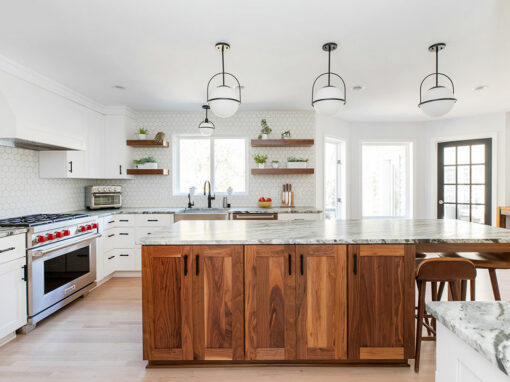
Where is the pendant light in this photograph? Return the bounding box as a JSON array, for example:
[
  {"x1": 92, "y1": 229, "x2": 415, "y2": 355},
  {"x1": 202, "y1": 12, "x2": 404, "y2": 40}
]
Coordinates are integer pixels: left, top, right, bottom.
[
  {"x1": 418, "y1": 43, "x2": 457, "y2": 117},
  {"x1": 207, "y1": 42, "x2": 241, "y2": 118},
  {"x1": 311, "y1": 42, "x2": 346, "y2": 115},
  {"x1": 198, "y1": 105, "x2": 215, "y2": 136}
]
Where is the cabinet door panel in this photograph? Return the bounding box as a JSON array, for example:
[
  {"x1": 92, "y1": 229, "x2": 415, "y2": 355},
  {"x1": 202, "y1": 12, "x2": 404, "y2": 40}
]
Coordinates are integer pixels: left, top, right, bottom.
[
  {"x1": 142, "y1": 246, "x2": 192, "y2": 360},
  {"x1": 193, "y1": 246, "x2": 244, "y2": 360},
  {"x1": 245, "y1": 245, "x2": 296, "y2": 360},
  {"x1": 348, "y1": 245, "x2": 414, "y2": 360},
  {"x1": 296, "y1": 245, "x2": 347, "y2": 360}
]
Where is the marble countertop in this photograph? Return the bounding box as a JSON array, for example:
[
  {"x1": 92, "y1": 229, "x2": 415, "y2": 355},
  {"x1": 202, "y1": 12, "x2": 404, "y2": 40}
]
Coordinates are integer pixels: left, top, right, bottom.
[
  {"x1": 0, "y1": 227, "x2": 27, "y2": 239},
  {"x1": 427, "y1": 301, "x2": 510, "y2": 375},
  {"x1": 137, "y1": 218, "x2": 510, "y2": 245}
]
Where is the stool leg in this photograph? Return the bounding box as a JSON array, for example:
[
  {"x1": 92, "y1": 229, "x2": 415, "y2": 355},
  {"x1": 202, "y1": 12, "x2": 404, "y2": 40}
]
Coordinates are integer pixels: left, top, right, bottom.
[
  {"x1": 415, "y1": 280, "x2": 426, "y2": 372},
  {"x1": 470, "y1": 279, "x2": 476, "y2": 301},
  {"x1": 488, "y1": 269, "x2": 502, "y2": 301}
]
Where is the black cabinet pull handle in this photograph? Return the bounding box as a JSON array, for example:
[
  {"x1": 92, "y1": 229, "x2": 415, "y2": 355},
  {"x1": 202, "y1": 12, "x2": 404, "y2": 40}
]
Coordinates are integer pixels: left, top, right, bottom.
[
  {"x1": 120, "y1": 254, "x2": 129, "y2": 257},
  {"x1": 119, "y1": 219, "x2": 129, "y2": 222},
  {"x1": 22, "y1": 265, "x2": 27, "y2": 281},
  {"x1": 288, "y1": 254, "x2": 292, "y2": 275},
  {"x1": 107, "y1": 220, "x2": 114, "y2": 224},
  {"x1": 108, "y1": 255, "x2": 115, "y2": 260},
  {"x1": 0, "y1": 247, "x2": 15, "y2": 254},
  {"x1": 108, "y1": 234, "x2": 115, "y2": 238},
  {"x1": 195, "y1": 254, "x2": 199, "y2": 275},
  {"x1": 184, "y1": 255, "x2": 188, "y2": 276},
  {"x1": 119, "y1": 165, "x2": 122, "y2": 175},
  {"x1": 68, "y1": 161, "x2": 73, "y2": 173},
  {"x1": 353, "y1": 253, "x2": 357, "y2": 275},
  {"x1": 147, "y1": 219, "x2": 158, "y2": 222},
  {"x1": 119, "y1": 232, "x2": 129, "y2": 236},
  {"x1": 300, "y1": 254, "x2": 304, "y2": 275}
]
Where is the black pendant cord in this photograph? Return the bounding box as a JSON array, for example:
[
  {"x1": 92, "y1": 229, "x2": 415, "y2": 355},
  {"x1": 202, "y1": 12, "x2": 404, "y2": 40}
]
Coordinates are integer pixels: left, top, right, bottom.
[
  {"x1": 205, "y1": 107, "x2": 209, "y2": 122},
  {"x1": 221, "y1": 46, "x2": 225, "y2": 86},
  {"x1": 435, "y1": 46, "x2": 439, "y2": 87},
  {"x1": 327, "y1": 45, "x2": 331, "y2": 86}
]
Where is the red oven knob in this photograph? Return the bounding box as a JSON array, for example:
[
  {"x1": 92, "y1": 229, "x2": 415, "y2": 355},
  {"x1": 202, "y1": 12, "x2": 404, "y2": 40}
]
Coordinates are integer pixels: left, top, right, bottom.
[
  {"x1": 56, "y1": 231, "x2": 63, "y2": 238},
  {"x1": 37, "y1": 235, "x2": 46, "y2": 243},
  {"x1": 92, "y1": 223, "x2": 98, "y2": 229},
  {"x1": 86, "y1": 225, "x2": 92, "y2": 231},
  {"x1": 63, "y1": 230, "x2": 71, "y2": 236},
  {"x1": 80, "y1": 226, "x2": 87, "y2": 232},
  {"x1": 47, "y1": 233, "x2": 55, "y2": 240}
]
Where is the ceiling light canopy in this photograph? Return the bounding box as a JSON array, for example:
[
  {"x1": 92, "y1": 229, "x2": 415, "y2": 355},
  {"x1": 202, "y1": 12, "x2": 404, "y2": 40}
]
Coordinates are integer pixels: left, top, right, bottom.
[
  {"x1": 207, "y1": 42, "x2": 241, "y2": 118},
  {"x1": 311, "y1": 42, "x2": 347, "y2": 116},
  {"x1": 198, "y1": 104, "x2": 215, "y2": 136},
  {"x1": 418, "y1": 43, "x2": 457, "y2": 117}
]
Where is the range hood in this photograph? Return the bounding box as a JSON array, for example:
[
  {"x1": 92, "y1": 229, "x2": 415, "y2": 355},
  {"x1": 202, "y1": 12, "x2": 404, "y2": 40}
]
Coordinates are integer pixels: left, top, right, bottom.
[{"x1": 0, "y1": 71, "x2": 85, "y2": 151}]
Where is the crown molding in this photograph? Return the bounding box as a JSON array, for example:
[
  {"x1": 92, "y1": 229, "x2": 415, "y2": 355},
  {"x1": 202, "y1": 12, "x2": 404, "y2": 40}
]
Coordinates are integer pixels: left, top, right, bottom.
[{"x1": 103, "y1": 105, "x2": 137, "y2": 119}]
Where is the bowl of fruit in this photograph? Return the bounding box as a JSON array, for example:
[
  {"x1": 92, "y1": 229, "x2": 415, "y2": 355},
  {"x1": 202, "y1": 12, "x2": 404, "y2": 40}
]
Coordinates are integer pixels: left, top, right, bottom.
[{"x1": 258, "y1": 197, "x2": 272, "y2": 208}]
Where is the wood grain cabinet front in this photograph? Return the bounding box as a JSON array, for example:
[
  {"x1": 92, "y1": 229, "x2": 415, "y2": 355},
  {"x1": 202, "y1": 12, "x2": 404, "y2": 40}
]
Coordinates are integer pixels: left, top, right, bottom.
[{"x1": 347, "y1": 245, "x2": 415, "y2": 361}]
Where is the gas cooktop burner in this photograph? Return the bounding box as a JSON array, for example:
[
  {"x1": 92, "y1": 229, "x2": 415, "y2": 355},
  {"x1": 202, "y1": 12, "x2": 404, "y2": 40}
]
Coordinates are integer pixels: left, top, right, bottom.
[{"x1": 0, "y1": 213, "x2": 91, "y2": 227}]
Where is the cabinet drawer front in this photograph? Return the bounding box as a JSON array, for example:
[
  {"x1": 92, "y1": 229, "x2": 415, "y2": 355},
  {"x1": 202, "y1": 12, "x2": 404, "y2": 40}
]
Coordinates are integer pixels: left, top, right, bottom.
[
  {"x1": 278, "y1": 213, "x2": 322, "y2": 221},
  {"x1": 0, "y1": 234, "x2": 26, "y2": 265},
  {"x1": 135, "y1": 214, "x2": 173, "y2": 227},
  {"x1": 115, "y1": 215, "x2": 135, "y2": 227},
  {"x1": 104, "y1": 216, "x2": 117, "y2": 228},
  {"x1": 116, "y1": 249, "x2": 137, "y2": 271},
  {"x1": 116, "y1": 228, "x2": 135, "y2": 248},
  {"x1": 103, "y1": 229, "x2": 117, "y2": 252},
  {"x1": 359, "y1": 245, "x2": 405, "y2": 257},
  {"x1": 135, "y1": 228, "x2": 165, "y2": 241},
  {"x1": 103, "y1": 249, "x2": 117, "y2": 276}
]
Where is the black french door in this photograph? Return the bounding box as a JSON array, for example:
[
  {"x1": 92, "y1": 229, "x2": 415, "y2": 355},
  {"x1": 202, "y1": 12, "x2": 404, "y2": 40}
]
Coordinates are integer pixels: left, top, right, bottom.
[{"x1": 437, "y1": 138, "x2": 492, "y2": 225}]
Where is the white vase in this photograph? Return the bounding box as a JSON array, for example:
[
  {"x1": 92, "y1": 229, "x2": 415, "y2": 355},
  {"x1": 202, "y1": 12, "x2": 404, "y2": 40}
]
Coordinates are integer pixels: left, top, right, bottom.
[
  {"x1": 271, "y1": 162, "x2": 279, "y2": 168},
  {"x1": 287, "y1": 161, "x2": 307, "y2": 169},
  {"x1": 138, "y1": 134, "x2": 147, "y2": 140},
  {"x1": 258, "y1": 163, "x2": 265, "y2": 169},
  {"x1": 138, "y1": 162, "x2": 158, "y2": 169},
  {"x1": 261, "y1": 134, "x2": 268, "y2": 140}
]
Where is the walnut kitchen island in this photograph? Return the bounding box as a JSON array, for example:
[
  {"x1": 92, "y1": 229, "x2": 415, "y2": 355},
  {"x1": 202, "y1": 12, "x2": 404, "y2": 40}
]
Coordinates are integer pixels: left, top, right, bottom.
[{"x1": 138, "y1": 219, "x2": 510, "y2": 367}]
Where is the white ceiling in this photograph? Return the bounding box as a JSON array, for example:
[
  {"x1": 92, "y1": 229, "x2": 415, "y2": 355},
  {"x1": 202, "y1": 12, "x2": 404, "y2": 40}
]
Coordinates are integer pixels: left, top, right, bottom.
[{"x1": 0, "y1": 0, "x2": 509, "y2": 121}]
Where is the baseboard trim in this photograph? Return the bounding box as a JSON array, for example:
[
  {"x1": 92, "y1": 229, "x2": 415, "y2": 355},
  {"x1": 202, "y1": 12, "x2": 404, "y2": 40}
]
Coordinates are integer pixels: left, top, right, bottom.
[
  {"x1": 113, "y1": 271, "x2": 141, "y2": 278},
  {"x1": 0, "y1": 331, "x2": 16, "y2": 347}
]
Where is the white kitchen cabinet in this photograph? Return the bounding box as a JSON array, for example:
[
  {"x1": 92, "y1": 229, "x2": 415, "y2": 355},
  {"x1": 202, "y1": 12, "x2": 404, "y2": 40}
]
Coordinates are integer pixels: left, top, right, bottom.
[
  {"x1": 277, "y1": 213, "x2": 323, "y2": 221},
  {"x1": 103, "y1": 114, "x2": 133, "y2": 179},
  {"x1": 0, "y1": 234, "x2": 27, "y2": 344},
  {"x1": 103, "y1": 250, "x2": 117, "y2": 277},
  {"x1": 116, "y1": 228, "x2": 135, "y2": 249},
  {"x1": 116, "y1": 248, "x2": 137, "y2": 271}
]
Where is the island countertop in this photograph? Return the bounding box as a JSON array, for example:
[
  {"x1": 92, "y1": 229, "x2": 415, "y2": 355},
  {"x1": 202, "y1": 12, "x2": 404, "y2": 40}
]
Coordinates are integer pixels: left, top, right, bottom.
[{"x1": 137, "y1": 218, "x2": 510, "y2": 245}]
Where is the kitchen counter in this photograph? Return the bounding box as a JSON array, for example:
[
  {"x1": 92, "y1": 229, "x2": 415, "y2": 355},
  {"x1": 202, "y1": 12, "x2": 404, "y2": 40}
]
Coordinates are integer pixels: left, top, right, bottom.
[
  {"x1": 427, "y1": 301, "x2": 510, "y2": 377},
  {"x1": 0, "y1": 227, "x2": 27, "y2": 238},
  {"x1": 138, "y1": 218, "x2": 510, "y2": 245}
]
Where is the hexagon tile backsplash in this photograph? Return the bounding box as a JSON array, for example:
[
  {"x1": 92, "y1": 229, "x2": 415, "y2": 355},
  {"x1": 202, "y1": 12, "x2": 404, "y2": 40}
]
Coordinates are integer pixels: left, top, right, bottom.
[{"x1": 0, "y1": 110, "x2": 317, "y2": 218}]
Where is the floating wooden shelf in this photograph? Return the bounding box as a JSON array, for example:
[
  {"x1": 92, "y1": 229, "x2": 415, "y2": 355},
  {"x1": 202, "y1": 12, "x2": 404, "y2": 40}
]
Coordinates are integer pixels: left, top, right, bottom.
[
  {"x1": 251, "y1": 139, "x2": 314, "y2": 147},
  {"x1": 251, "y1": 168, "x2": 314, "y2": 175},
  {"x1": 126, "y1": 169, "x2": 169, "y2": 175},
  {"x1": 126, "y1": 140, "x2": 169, "y2": 147}
]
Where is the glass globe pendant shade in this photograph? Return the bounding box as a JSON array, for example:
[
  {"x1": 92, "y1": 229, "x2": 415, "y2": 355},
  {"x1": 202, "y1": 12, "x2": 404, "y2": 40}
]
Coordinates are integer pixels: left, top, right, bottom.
[
  {"x1": 313, "y1": 86, "x2": 345, "y2": 116},
  {"x1": 419, "y1": 86, "x2": 457, "y2": 117},
  {"x1": 199, "y1": 120, "x2": 214, "y2": 136},
  {"x1": 208, "y1": 85, "x2": 240, "y2": 118}
]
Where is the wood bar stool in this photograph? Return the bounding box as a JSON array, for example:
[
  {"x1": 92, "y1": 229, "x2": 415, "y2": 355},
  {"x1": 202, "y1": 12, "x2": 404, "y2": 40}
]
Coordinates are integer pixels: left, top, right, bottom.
[
  {"x1": 434, "y1": 252, "x2": 510, "y2": 300},
  {"x1": 414, "y1": 258, "x2": 476, "y2": 372}
]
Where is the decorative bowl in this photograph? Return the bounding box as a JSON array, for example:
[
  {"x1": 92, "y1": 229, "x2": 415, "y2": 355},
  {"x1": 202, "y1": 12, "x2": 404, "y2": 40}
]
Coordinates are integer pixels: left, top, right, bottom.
[{"x1": 258, "y1": 201, "x2": 272, "y2": 208}]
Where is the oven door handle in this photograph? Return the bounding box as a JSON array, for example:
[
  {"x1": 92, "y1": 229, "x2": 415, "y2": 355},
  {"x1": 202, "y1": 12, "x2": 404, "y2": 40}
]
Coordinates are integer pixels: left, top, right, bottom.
[{"x1": 31, "y1": 233, "x2": 101, "y2": 259}]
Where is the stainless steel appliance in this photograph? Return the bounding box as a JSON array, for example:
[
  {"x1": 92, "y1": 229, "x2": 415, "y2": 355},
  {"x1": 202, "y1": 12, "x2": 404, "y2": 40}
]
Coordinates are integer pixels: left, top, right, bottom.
[
  {"x1": 86, "y1": 185, "x2": 122, "y2": 209},
  {"x1": 0, "y1": 213, "x2": 100, "y2": 331}
]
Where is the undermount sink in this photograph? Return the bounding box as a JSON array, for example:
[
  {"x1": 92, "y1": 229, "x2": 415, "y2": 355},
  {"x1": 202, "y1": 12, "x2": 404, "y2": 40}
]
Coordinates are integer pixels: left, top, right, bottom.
[{"x1": 175, "y1": 208, "x2": 229, "y2": 222}]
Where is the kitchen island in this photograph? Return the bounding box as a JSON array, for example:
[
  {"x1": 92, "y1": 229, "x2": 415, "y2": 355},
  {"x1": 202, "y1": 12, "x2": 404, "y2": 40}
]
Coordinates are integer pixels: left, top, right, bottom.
[{"x1": 138, "y1": 219, "x2": 510, "y2": 367}]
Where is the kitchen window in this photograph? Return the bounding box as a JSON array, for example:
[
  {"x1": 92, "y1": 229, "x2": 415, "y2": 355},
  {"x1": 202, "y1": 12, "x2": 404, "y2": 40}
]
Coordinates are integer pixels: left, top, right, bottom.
[
  {"x1": 362, "y1": 142, "x2": 413, "y2": 218},
  {"x1": 174, "y1": 136, "x2": 247, "y2": 194}
]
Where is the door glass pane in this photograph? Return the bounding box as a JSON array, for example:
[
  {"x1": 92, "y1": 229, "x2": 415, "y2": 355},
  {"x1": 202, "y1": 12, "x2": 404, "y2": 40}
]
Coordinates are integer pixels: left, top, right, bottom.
[
  {"x1": 443, "y1": 147, "x2": 456, "y2": 165},
  {"x1": 471, "y1": 185, "x2": 485, "y2": 204},
  {"x1": 457, "y1": 166, "x2": 470, "y2": 184},
  {"x1": 444, "y1": 185, "x2": 456, "y2": 203},
  {"x1": 444, "y1": 166, "x2": 456, "y2": 184},
  {"x1": 444, "y1": 204, "x2": 456, "y2": 219},
  {"x1": 471, "y1": 145, "x2": 485, "y2": 164},
  {"x1": 457, "y1": 185, "x2": 470, "y2": 203},
  {"x1": 471, "y1": 205, "x2": 485, "y2": 224},
  {"x1": 457, "y1": 205, "x2": 470, "y2": 221},
  {"x1": 457, "y1": 146, "x2": 470, "y2": 164},
  {"x1": 472, "y1": 165, "x2": 485, "y2": 184}
]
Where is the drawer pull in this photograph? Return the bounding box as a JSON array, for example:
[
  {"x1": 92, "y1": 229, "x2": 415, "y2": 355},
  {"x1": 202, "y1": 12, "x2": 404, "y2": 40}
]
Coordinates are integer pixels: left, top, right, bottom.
[
  {"x1": 107, "y1": 220, "x2": 115, "y2": 224},
  {"x1": 147, "y1": 219, "x2": 159, "y2": 222},
  {"x1": 120, "y1": 254, "x2": 129, "y2": 257},
  {"x1": 184, "y1": 254, "x2": 188, "y2": 276},
  {"x1": 108, "y1": 234, "x2": 115, "y2": 238},
  {"x1": 288, "y1": 254, "x2": 292, "y2": 275},
  {"x1": 300, "y1": 254, "x2": 304, "y2": 275},
  {"x1": 119, "y1": 233, "x2": 129, "y2": 236},
  {"x1": 0, "y1": 246, "x2": 15, "y2": 254},
  {"x1": 195, "y1": 254, "x2": 199, "y2": 275},
  {"x1": 108, "y1": 255, "x2": 115, "y2": 260},
  {"x1": 119, "y1": 219, "x2": 129, "y2": 222}
]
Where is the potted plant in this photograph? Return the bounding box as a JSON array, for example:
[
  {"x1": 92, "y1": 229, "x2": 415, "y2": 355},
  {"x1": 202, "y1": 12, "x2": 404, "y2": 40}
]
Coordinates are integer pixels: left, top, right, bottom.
[
  {"x1": 271, "y1": 160, "x2": 279, "y2": 169},
  {"x1": 258, "y1": 119, "x2": 272, "y2": 139},
  {"x1": 281, "y1": 130, "x2": 291, "y2": 139},
  {"x1": 254, "y1": 154, "x2": 268, "y2": 169},
  {"x1": 287, "y1": 157, "x2": 309, "y2": 169},
  {"x1": 134, "y1": 156, "x2": 158, "y2": 169},
  {"x1": 137, "y1": 128, "x2": 149, "y2": 140}
]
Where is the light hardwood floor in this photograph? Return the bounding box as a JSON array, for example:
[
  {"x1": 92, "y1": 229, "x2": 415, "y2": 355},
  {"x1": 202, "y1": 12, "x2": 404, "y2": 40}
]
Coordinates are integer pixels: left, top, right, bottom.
[{"x1": 0, "y1": 269, "x2": 508, "y2": 382}]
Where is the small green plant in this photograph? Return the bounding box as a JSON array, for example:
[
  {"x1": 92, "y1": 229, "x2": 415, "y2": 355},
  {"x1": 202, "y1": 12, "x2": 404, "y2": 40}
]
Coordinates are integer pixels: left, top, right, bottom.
[
  {"x1": 281, "y1": 130, "x2": 291, "y2": 139},
  {"x1": 271, "y1": 160, "x2": 279, "y2": 163},
  {"x1": 260, "y1": 119, "x2": 272, "y2": 135},
  {"x1": 133, "y1": 156, "x2": 157, "y2": 165},
  {"x1": 253, "y1": 154, "x2": 268, "y2": 164},
  {"x1": 137, "y1": 128, "x2": 149, "y2": 135},
  {"x1": 287, "y1": 157, "x2": 309, "y2": 162}
]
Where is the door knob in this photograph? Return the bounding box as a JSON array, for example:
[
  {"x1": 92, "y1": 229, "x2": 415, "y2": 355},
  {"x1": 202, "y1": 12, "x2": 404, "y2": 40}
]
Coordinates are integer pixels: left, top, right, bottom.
[{"x1": 438, "y1": 200, "x2": 444, "y2": 205}]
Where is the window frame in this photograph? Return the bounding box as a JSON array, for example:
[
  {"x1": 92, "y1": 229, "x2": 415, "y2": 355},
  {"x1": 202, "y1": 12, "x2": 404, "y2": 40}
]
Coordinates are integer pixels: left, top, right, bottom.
[
  {"x1": 361, "y1": 140, "x2": 414, "y2": 219},
  {"x1": 172, "y1": 134, "x2": 249, "y2": 196}
]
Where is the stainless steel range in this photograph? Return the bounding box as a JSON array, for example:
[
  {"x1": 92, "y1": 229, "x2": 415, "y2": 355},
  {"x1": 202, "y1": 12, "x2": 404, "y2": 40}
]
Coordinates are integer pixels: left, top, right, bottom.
[{"x1": 0, "y1": 213, "x2": 100, "y2": 332}]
